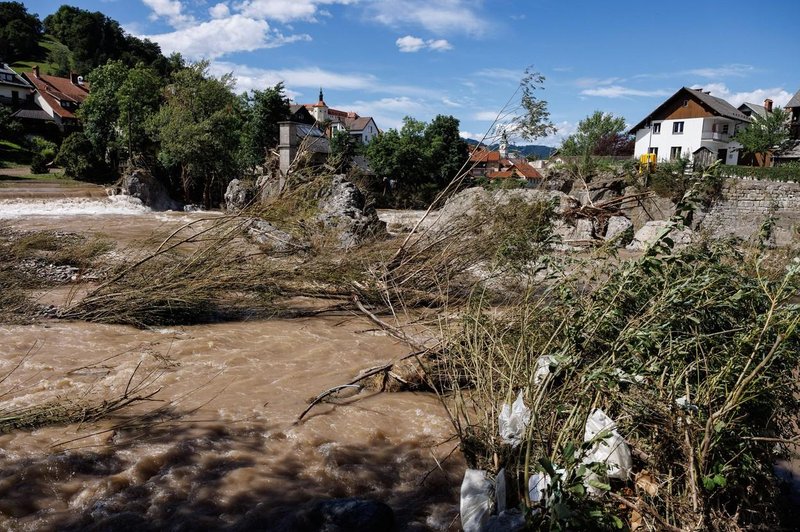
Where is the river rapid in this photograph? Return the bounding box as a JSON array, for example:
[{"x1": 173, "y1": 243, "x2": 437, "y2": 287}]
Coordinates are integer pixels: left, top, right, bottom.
[{"x1": 0, "y1": 180, "x2": 461, "y2": 531}]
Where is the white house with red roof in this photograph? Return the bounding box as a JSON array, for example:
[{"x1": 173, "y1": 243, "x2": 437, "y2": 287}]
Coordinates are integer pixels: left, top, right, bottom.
[
  {"x1": 21, "y1": 66, "x2": 89, "y2": 131},
  {"x1": 303, "y1": 89, "x2": 379, "y2": 144},
  {"x1": 0, "y1": 63, "x2": 33, "y2": 109}
]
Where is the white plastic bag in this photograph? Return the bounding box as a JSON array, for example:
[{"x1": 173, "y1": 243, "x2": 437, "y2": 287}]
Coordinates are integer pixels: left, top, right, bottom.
[
  {"x1": 528, "y1": 472, "x2": 551, "y2": 503},
  {"x1": 498, "y1": 391, "x2": 531, "y2": 447},
  {"x1": 460, "y1": 469, "x2": 492, "y2": 532},
  {"x1": 533, "y1": 356, "x2": 555, "y2": 385},
  {"x1": 583, "y1": 408, "x2": 632, "y2": 481}
]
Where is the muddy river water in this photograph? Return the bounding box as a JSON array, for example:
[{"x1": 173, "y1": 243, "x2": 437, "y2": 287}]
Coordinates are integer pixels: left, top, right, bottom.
[{"x1": 0, "y1": 180, "x2": 461, "y2": 531}]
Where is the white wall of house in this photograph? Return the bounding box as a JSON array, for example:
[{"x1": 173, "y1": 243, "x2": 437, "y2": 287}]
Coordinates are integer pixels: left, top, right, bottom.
[
  {"x1": 33, "y1": 93, "x2": 62, "y2": 126},
  {"x1": 634, "y1": 117, "x2": 741, "y2": 165},
  {"x1": 0, "y1": 84, "x2": 29, "y2": 100},
  {"x1": 359, "y1": 120, "x2": 378, "y2": 144}
]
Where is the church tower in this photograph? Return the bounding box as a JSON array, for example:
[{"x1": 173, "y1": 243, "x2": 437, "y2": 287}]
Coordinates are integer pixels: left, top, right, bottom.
[{"x1": 311, "y1": 87, "x2": 328, "y2": 122}]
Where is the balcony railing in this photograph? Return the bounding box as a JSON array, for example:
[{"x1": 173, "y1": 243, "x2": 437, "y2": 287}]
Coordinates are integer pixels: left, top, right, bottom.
[{"x1": 701, "y1": 131, "x2": 729, "y2": 141}]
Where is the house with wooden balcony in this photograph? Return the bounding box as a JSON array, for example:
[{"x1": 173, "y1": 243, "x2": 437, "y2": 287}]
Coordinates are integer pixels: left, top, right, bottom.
[{"x1": 629, "y1": 87, "x2": 751, "y2": 166}]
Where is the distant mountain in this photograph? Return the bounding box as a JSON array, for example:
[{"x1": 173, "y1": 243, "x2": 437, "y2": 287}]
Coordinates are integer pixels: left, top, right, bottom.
[{"x1": 464, "y1": 138, "x2": 556, "y2": 160}]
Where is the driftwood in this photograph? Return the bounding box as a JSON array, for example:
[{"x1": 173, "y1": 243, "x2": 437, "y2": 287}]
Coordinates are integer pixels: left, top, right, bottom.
[{"x1": 295, "y1": 349, "x2": 428, "y2": 423}]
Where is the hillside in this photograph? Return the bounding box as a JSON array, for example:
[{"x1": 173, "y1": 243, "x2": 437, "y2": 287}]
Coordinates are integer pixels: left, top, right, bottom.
[
  {"x1": 9, "y1": 34, "x2": 73, "y2": 77},
  {"x1": 465, "y1": 137, "x2": 555, "y2": 160}
]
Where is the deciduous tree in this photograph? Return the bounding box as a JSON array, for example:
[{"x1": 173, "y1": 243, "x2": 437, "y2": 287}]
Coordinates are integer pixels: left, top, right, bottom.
[
  {"x1": 732, "y1": 107, "x2": 790, "y2": 166},
  {"x1": 559, "y1": 111, "x2": 632, "y2": 156}
]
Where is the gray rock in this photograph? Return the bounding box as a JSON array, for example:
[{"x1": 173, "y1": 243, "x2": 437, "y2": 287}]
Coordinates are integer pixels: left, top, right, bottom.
[
  {"x1": 224, "y1": 179, "x2": 255, "y2": 213},
  {"x1": 604, "y1": 216, "x2": 634, "y2": 245},
  {"x1": 246, "y1": 219, "x2": 301, "y2": 254},
  {"x1": 115, "y1": 168, "x2": 180, "y2": 211},
  {"x1": 627, "y1": 220, "x2": 694, "y2": 251},
  {"x1": 316, "y1": 175, "x2": 386, "y2": 248}
]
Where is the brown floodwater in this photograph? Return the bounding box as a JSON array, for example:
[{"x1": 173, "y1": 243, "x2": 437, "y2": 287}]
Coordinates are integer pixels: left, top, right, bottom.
[{"x1": 0, "y1": 181, "x2": 462, "y2": 531}]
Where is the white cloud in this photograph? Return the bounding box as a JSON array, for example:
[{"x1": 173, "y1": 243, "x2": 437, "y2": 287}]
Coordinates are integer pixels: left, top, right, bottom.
[
  {"x1": 441, "y1": 97, "x2": 462, "y2": 107},
  {"x1": 685, "y1": 64, "x2": 755, "y2": 78},
  {"x1": 581, "y1": 85, "x2": 670, "y2": 98},
  {"x1": 210, "y1": 61, "x2": 377, "y2": 93},
  {"x1": 368, "y1": 0, "x2": 483, "y2": 35},
  {"x1": 473, "y1": 110, "x2": 502, "y2": 121},
  {"x1": 691, "y1": 83, "x2": 793, "y2": 108},
  {"x1": 537, "y1": 120, "x2": 576, "y2": 148},
  {"x1": 396, "y1": 35, "x2": 452, "y2": 52},
  {"x1": 142, "y1": 0, "x2": 195, "y2": 28},
  {"x1": 236, "y1": 0, "x2": 358, "y2": 23},
  {"x1": 574, "y1": 77, "x2": 621, "y2": 88},
  {"x1": 350, "y1": 96, "x2": 427, "y2": 114},
  {"x1": 144, "y1": 15, "x2": 310, "y2": 59},
  {"x1": 209, "y1": 2, "x2": 231, "y2": 18}
]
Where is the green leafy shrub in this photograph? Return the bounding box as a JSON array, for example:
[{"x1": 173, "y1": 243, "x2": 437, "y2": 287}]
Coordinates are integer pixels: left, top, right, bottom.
[
  {"x1": 55, "y1": 132, "x2": 109, "y2": 181},
  {"x1": 719, "y1": 163, "x2": 800, "y2": 182}
]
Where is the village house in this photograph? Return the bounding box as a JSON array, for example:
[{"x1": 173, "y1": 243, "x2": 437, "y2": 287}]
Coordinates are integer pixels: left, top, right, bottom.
[
  {"x1": 468, "y1": 135, "x2": 543, "y2": 185},
  {"x1": 0, "y1": 63, "x2": 33, "y2": 109},
  {"x1": 773, "y1": 87, "x2": 800, "y2": 165},
  {"x1": 17, "y1": 66, "x2": 89, "y2": 132},
  {"x1": 302, "y1": 89, "x2": 379, "y2": 144},
  {"x1": 629, "y1": 87, "x2": 754, "y2": 166}
]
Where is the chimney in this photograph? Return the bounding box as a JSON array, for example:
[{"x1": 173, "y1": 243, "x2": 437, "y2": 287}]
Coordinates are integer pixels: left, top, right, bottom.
[
  {"x1": 33, "y1": 65, "x2": 39, "y2": 78},
  {"x1": 70, "y1": 71, "x2": 79, "y2": 85},
  {"x1": 764, "y1": 99, "x2": 773, "y2": 113}
]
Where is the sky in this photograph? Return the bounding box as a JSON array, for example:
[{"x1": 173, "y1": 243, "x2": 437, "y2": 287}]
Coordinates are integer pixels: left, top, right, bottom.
[{"x1": 25, "y1": 0, "x2": 800, "y2": 146}]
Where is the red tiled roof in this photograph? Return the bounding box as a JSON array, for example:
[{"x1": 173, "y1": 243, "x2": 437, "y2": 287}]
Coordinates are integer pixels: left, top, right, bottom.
[
  {"x1": 486, "y1": 170, "x2": 514, "y2": 178},
  {"x1": 24, "y1": 71, "x2": 89, "y2": 119},
  {"x1": 470, "y1": 149, "x2": 500, "y2": 163},
  {"x1": 510, "y1": 159, "x2": 542, "y2": 179}
]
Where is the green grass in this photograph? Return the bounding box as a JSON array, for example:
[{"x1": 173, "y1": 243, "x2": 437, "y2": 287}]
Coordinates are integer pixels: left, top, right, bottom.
[
  {"x1": 0, "y1": 139, "x2": 33, "y2": 166},
  {"x1": 9, "y1": 35, "x2": 72, "y2": 76}
]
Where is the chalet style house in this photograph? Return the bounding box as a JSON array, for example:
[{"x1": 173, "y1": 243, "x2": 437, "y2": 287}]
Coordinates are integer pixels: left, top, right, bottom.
[
  {"x1": 630, "y1": 87, "x2": 755, "y2": 166},
  {"x1": 2, "y1": 65, "x2": 90, "y2": 133}
]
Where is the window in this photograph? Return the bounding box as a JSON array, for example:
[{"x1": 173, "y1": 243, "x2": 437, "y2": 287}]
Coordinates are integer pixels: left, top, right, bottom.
[
  {"x1": 673, "y1": 121, "x2": 684, "y2": 134},
  {"x1": 721, "y1": 124, "x2": 729, "y2": 134},
  {"x1": 652, "y1": 123, "x2": 661, "y2": 134},
  {"x1": 670, "y1": 146, "x2": 682, "y2": 160},
  {"x1": 648, "y1": 147, "x2": 658, "y2": 156},
  {"x1": 682, "y1": 99, "x2": 689, "y2": 107}
]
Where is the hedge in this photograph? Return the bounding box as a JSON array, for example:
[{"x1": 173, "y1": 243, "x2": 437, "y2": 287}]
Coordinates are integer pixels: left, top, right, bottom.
[{"x1": 719, "y1": 163, "x2": 800, "y2": 183}]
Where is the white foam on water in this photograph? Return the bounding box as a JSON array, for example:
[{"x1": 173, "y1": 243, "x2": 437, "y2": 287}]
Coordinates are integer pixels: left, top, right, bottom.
[{"x1": 0, "y1": 195, "x2": 152, "y2": 218}]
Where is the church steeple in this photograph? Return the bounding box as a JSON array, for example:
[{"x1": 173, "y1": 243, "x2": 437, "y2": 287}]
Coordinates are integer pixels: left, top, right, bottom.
[{"x1": 318, "y1": 87, "x2": 324, "y2": 103}]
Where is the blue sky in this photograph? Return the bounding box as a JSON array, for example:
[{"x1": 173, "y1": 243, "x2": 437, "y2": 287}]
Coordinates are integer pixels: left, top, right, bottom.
[{"x1": 26, "y1": 0, "x2": 800, "y2": 146}]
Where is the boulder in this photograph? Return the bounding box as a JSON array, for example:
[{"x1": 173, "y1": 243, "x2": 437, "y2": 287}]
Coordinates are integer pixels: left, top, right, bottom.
[
  {"x1": 604, "y1": 215, "x2": 634, "y2": 245},
  {"x1": 627, "y1": 221, "x2": 694, "y2": 251},
  {"x1": 246, "y1": 219, "x2": 302, "y2": 254},
  {"x1": 224, "y1": 179, "x2": 255, "y2": 213},
  {"x1": 115, "y1": 168, "x2": 180, "y2": 211},
  {"x1": 316, "y1": 175, "x2": 386, "y2": 248}
]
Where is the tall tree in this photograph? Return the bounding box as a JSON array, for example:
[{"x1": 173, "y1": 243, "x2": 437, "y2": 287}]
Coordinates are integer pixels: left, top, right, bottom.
[
  {"x1": 78, "y1": 60, "x2": 130, "y2": 165},
  {"x1": 239, "y1": 83, "x2": 290, "y2": 174},
  {"x1": 117, "y1": 64, "x2": 163, "y2": 161},
  {"x1": 151, "y1": 61, "x2": 243, "y2": 207},
  {"x1": 0, "y1": 1, "x2": 43, "y2": 62},
  {"x1": 329, "y1": 129, "x2": 360, "y2": 172},
  {"x1": 424, "y1": 114, "x2": 469, "y2": 185},
  {"x1": 732, "y1": 107, "x2": 790, "y2": 166},
  {"x1": 560, "y1": 111, "x2": 633, "y2": 156}
]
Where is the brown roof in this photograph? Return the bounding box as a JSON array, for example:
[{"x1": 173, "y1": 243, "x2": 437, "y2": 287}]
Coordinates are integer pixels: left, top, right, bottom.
[
  {"x1": 344, "y1": 116, "x2": 373, "y2": 131},
  {"x1": 470, "y1": 149, "x2": 500, "y2": 163},
  {"x1": 629, "y1": 86, "x2": 749, "y2": 134},
  {"x1": 509, "y1": 159, "x2": 542, "y2": 179},
  {"x1": 24, "y1": 71, "x2": 89, "y2": 119},
  {"x1": 486, "y1": 170, "x2": 514, "y2": 178}
]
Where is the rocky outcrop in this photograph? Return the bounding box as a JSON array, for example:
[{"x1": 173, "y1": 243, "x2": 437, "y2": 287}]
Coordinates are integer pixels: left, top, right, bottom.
[
  {"x1": 114, "y1": 168, "x2": 180, "y2": 211},
  {"x1": 316, "y1": 175, "x2": 386, "y2": 248},
  {"x1": 224, "y1": 179, "x2": 255, "y2": 213},
  {"x1": 604, "y1": 215, "x2": 634, "y2": 245},
  {"x1": 246, "y1": 219, "x2": 301, "y2": 254},
  {"x1": 627, "y1": 221, "x2": 694, "y2": 251}
]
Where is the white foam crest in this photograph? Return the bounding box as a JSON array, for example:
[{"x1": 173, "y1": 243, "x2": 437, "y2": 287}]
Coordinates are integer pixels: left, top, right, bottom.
[{"x1": 0, "y1": 195, "x2": 152, "y2": 218}]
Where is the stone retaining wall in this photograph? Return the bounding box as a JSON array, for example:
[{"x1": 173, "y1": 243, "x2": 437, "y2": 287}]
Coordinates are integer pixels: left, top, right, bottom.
[{"x1": 700, "y1": 179, "x2": 800, "y2": 246}]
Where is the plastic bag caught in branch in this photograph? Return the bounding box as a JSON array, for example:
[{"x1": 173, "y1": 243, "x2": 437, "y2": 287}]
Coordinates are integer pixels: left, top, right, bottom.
[
  {"x1": 460, "y1": 469, "x2": 493, "y2": 532},
  {"x1": 583, "y1": 408, "x2": 632, "y2": 481},
  {"x1": 498, "y1": 391, "x2": 531, "y2": 447}
]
